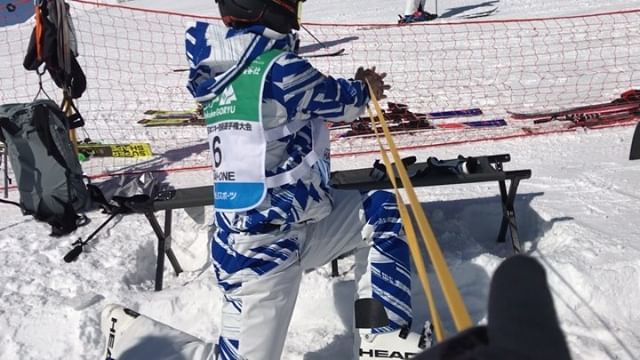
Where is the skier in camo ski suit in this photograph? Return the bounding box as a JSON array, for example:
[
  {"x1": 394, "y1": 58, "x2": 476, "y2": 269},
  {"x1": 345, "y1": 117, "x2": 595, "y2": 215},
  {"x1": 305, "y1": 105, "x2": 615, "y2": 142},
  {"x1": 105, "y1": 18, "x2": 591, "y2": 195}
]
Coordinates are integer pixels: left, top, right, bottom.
[{"x1": 184, "y1": 0, "x2": 428, "y2": 358}]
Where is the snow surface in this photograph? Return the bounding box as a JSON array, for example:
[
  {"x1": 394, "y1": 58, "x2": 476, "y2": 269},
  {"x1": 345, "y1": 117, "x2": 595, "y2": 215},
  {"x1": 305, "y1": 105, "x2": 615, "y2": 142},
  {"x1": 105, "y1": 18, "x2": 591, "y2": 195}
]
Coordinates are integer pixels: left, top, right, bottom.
[
  {"x1": 102, "y1": 0, "x2": 640, "y2": 22},
  {"x1": 2, "y1": 0, "x2": 640, "y2": 359}
]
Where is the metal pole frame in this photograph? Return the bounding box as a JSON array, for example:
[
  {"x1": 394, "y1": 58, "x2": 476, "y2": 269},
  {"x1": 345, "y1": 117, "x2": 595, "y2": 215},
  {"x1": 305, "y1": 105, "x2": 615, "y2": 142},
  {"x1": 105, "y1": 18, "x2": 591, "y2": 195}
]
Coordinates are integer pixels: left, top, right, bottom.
[{"x1": 2, "y1": 143, "x2": 8, "y2": 198}]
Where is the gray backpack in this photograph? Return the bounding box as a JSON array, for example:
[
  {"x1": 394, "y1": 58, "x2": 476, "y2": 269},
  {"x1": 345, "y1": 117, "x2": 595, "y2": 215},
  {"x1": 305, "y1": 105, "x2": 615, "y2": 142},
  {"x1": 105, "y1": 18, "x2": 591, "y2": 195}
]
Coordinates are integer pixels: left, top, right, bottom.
[{"x1": 0, "y1": 100, "x2": 90, "y2": 236}]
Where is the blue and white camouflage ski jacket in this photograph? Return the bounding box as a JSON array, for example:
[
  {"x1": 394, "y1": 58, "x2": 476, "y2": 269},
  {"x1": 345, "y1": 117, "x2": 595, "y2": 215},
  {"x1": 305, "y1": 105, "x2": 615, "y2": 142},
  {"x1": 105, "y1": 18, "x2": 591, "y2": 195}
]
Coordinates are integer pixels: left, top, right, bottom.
[{"x1": 186, "y1": 22, "x2": 370, "y2": 235}]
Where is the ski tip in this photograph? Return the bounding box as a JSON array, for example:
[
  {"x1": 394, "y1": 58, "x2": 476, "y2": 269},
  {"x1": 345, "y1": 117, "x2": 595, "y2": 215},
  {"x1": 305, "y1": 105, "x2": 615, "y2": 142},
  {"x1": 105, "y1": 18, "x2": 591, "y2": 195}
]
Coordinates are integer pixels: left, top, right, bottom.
[{"x1": 303, "y1": 48, "x2": 346, "y2": 58}]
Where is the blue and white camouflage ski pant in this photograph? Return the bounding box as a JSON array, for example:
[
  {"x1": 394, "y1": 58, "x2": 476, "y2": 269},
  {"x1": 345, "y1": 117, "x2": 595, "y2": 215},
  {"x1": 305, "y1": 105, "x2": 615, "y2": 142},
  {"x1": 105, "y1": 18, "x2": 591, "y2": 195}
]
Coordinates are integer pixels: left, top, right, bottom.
[{"x1": 212, "y1": 189, "x2": 412, "y2": 360}]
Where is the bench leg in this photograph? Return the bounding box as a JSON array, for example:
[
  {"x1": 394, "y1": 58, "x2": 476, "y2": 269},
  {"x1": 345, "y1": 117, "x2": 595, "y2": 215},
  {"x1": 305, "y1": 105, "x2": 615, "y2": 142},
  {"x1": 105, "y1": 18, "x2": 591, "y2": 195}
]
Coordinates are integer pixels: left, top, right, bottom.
[
  {"x1": 497, "y1": 178, "x2": 523, "y2": 253},
  {"x1": 331, "y1": 259, "x2": 340, "y2": 277},
  {"x1": 162, "y1": 209, "x2": 184, "y2": 276},
  {"x1": 145, "y1": 210, "x2": 184, "y2": 291}
]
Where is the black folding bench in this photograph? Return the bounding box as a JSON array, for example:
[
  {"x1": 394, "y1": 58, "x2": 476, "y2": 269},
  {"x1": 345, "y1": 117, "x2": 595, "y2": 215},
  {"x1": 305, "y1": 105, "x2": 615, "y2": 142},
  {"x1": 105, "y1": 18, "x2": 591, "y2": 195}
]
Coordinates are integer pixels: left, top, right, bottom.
[{"x1": 146, "y1": 154, "x2": 531, "y2": 290}]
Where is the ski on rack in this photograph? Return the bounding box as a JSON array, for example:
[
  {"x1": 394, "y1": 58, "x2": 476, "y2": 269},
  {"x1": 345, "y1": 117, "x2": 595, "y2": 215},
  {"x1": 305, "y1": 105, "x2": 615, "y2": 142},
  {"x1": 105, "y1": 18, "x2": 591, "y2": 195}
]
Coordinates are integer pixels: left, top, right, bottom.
[
  {"x1": 329, "y1": 104, "x2": 484, "y2": 131},
  {"x1": 139, "y1": 107, "x2": 204, "y2": 126},
  {"x1": 510, "y1": 101, "x2": 640, "y2": 121},
  {"x1": 435, "y1": 119, "x2": 507, "y2": 129},
  {"x1": 511, "y1": 100, "x2": 639, "y2": 127},
  {"x1": 387, "y1": 102, "x2": 483, "y2": 119},
  {"x1": 521, "y1": 110, "x2": 640, "y2": 135},
  {"x1": 509, "y1": 90, "x2": 640, "y2": 120},
  {"x1": 143, "y1": 109, "x2": 199, "y2": 116},
  {"x1": 143, "y1": 113, "x2": 201, "y2": 120},
  {"x1": 565, "y1": 111, "x2": 640, "y2": 129},
  {"x1": 77, "y1": 143, "x2": 153, "y2": 158},
  {"x1": 334, "y1": 118, "x2": 506, "y2": 140},
  {"x1": 138, "y1": 116, "x2": 204, "y2": 127},
  {"x1": 301, "y1": 48, "x2": 346, "y2": 58}
]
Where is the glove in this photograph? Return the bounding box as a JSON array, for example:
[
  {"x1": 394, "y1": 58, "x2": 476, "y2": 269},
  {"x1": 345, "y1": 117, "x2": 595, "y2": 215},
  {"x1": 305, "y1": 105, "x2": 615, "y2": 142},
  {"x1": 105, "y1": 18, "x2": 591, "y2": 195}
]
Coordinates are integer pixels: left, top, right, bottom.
[{"x1": 354, "y1": 66, "x2": 391, "y2": 100}]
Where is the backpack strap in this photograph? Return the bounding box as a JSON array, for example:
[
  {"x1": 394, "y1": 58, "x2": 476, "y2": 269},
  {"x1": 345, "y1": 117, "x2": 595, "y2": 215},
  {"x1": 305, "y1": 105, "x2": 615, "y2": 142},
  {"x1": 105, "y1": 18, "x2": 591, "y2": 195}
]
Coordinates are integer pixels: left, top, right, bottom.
[
  {"x1": 0, "y1": 115, "x2": 19, "y2": 140},
  {"x1": 60, "y1": 96, "x2": 85, "y2": 129},
  {"x1": 32, "y1": 102, "x2": 68, "y2": 168},
  {"x1": 0, "y1": 116, "x2": 7, "y2": 143},
  {"x1": 42, "y1": 194, "x2": 84, "y2": 237}
]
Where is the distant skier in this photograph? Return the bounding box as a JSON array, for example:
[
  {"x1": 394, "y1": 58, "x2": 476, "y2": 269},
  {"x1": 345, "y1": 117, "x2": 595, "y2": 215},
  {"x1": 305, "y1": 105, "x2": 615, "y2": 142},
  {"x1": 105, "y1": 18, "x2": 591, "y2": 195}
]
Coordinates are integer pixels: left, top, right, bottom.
[{"x1": 399, "y1": 0, "x2": 438, "y2": 23}]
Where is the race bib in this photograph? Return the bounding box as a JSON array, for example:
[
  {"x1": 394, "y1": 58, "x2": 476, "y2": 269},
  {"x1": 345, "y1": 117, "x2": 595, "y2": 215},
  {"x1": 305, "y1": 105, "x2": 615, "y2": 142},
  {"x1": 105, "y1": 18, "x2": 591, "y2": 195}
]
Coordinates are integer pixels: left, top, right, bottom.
[{"x1": 204, "y1": 49, "x2": 283, "y2": 211}]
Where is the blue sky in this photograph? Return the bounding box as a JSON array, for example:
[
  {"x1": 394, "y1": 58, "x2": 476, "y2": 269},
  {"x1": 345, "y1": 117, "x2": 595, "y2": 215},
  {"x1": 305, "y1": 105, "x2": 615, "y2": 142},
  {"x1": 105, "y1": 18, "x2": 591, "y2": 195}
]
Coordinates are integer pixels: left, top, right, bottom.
[{"x1": 1, "y1": 0, "x2": 33, "y2": 27}]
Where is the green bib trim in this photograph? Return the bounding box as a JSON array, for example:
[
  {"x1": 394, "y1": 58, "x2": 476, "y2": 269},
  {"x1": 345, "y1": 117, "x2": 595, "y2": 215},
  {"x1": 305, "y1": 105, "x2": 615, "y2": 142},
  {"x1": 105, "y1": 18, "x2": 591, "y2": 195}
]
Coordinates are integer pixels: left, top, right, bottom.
[
  {"x1": 204, "y1": 49, "x2": 284, "y2": 125},
  {"x1": 203, "y1": 49, "x2": 285, "y2": 212}
]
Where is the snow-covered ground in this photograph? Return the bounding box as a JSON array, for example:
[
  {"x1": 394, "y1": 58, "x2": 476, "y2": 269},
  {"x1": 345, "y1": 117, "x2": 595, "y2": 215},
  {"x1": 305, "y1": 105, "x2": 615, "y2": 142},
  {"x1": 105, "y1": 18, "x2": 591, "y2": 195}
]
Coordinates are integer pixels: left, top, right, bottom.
[
  {"x1": 107, "y1": 0, "x2": 640, "y2": 22},
  {"x1": 2, "y1": 0, "x2": 640, "y2": 359}
]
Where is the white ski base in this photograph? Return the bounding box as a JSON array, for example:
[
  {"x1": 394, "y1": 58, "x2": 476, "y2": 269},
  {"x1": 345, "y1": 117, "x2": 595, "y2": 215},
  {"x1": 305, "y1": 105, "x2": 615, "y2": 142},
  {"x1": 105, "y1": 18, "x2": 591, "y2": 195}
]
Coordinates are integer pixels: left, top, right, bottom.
[{"x1": 359, "y1": 322, "x2": 433, "y2": 359}]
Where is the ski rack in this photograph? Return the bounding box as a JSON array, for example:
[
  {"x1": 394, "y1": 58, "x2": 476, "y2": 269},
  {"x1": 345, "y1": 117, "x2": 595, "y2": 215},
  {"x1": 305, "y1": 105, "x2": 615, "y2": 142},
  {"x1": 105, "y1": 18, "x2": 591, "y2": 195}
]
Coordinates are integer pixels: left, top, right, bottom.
[
  {"x1": 144, "y1": 153, "x2": 530, "y2": 290},
  {"x1": 328, "y1": 153, "x2": 531, "y2": 276}
]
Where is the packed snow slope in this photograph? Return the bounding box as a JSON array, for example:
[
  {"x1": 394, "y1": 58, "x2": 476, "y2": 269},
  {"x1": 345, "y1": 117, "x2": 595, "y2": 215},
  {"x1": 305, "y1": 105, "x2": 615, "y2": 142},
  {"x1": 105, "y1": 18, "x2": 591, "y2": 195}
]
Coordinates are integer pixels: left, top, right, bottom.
[
  {"x1": 118, "y1": 0, "x2": 640, "y2": 22},
  {"x1": 2, "y1": 0, "x2": 640, "y2": 359}
]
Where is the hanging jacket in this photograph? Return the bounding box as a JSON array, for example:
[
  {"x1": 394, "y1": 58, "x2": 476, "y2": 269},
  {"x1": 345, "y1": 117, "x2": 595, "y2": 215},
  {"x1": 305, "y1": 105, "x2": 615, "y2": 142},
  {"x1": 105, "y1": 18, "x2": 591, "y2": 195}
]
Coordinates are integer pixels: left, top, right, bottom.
[
  {"x1": 186, "y1": 22, "x2": 369, "y2": 234},
  {"x1": 23, "y1": 0, "x2": 86, "y2": 99}
]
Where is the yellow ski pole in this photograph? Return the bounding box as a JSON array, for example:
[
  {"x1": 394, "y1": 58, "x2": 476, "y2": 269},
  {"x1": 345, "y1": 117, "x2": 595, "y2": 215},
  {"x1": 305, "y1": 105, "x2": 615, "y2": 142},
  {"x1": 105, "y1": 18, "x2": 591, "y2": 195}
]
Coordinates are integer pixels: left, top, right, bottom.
[
  {"x1": 366, "y1": 106, "x2": 445, "y2": 341},
  {"x1": 366, "y1": 80, "x2": 473, "y2": 331}
]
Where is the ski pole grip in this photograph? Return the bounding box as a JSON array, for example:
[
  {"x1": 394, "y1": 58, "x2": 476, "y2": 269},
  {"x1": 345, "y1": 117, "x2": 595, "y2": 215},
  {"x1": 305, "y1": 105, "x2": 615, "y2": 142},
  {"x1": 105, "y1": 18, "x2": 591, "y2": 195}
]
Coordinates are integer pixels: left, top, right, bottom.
[{"x1": 63, "y1": 245, "x2": 83, "y2": 263}]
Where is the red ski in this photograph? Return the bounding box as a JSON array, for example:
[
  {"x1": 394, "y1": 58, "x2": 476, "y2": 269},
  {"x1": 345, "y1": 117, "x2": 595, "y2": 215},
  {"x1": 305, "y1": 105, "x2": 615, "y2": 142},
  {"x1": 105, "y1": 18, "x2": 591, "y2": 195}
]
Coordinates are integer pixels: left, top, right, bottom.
[
  {"x1": 332, "y1": 118, "x2": 506, "y2": 141},
  {"x1": 566, "y1": 111, "x2": 640, "y2": 129},
  {"x1": 328, "y1": 104, "x2": 482, "y2": 131},
  {"x1": 510, "y1": 101, "x2": 640, "y2": 121},
  {"x1": 509, "y1": 91, "x2": 640, "y2": 121}
]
